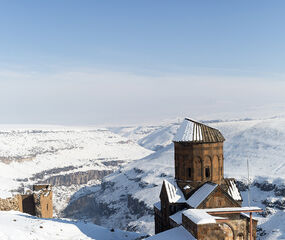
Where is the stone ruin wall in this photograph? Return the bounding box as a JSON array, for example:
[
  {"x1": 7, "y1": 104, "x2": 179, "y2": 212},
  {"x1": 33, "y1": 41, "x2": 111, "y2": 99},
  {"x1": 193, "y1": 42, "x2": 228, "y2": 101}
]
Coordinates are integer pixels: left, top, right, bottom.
[
  {"x1": 33, "y1": 188, "x2": 53, "y2": 218},
  {"x1": 0, "y1": 195, "x2": 21, "y2": 211},
  {"x1": 0, "y1": 185, "x2": 53, "y2": 218}
]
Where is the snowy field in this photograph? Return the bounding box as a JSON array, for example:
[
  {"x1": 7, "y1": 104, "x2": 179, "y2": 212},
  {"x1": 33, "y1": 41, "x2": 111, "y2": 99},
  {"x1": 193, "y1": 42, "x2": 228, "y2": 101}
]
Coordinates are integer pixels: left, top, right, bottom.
[{"x1": 0, "y1": 211, "x2": 144, "y2": 240}]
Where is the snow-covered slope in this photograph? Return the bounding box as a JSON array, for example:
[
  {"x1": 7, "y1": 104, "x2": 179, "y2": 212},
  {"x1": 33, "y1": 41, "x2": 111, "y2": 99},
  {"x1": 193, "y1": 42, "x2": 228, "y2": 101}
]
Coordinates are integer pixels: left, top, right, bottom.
[
  {"x1": 213, "y1": 118, "x2": 285, "y2": 179},
  {"x1": 64, "y1": 117, "x2": 285, "y2": 239},
  {"x1": 1, "y1": 116, "x2": 285, "y2": 239},
  {"x1": 0, "y1": 125, "x2": 152, "y2": 214},
  {"x1": 0, "y1": 211, "x2": 145, "y2": 240}
]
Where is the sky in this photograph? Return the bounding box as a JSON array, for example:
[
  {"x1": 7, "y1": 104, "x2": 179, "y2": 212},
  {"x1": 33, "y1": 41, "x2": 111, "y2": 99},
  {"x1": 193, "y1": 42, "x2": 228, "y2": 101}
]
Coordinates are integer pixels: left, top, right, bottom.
[{"x1": 0, "y1": 1, "x2": 285, "y2": 125}]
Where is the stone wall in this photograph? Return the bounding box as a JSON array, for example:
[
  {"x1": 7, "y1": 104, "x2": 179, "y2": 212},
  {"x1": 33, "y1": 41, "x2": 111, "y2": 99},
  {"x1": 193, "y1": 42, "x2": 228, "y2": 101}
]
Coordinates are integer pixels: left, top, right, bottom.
[
  {"x1": 199, "y1": 187, "x2": 240, "y2": 209},
  {"x1": 33, "y1": 185, "x2": 53, "y2": 218},
  {"x1": 0, "y1": 195, "x2": 21, "y2": 211},
  {"x1": 174, "y1": 142, "x2": 224, "y2": 186},
  {"x1": 0, "y1": 185, "x2": 53, "y2": 219},
  {"x1": 182, "y1": 215, "x2": 235, "y2": 240},
  {"x1": 182, "y1": 212, "x2": 257, "y2": 240}
]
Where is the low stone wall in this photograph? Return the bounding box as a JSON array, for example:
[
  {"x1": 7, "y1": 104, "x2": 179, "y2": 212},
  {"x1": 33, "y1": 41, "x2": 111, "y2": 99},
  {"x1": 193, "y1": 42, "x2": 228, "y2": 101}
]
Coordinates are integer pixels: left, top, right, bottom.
[
  {"x1": 0, "y1": 195, "x2": 21, "y2": 211},
  {"x1": 33, "y1": 186, "x2": 53, "y2": 218},
  {"x1": 0, "y1": 185, "x2": 53, "y2": 218}
]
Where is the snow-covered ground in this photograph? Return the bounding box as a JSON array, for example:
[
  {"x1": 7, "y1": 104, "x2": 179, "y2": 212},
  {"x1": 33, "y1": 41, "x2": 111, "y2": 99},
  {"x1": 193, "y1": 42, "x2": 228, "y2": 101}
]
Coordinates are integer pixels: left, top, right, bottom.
[
  {"x1": 1, "y1": 114, "x2": 285, "y2": 239},
  {"x1": 0, "y1": 211, "x2": 145, "y2": 240},
  {"x1": 65, "y1": 116, "x2": 285, "y2": 238},
  {"x1": 0, "y1": 126, "x2": 152, "y2": 213}
]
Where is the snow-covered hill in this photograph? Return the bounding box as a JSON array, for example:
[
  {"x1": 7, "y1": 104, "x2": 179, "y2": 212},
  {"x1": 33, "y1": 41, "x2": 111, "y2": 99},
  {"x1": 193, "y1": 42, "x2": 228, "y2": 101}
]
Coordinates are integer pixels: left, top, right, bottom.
[
  {"x1": 0, "y1": 211, "x2": 145, "y2": 240},
  {"x1": 64, "y1": 117, "x2": 285, "y2": 239},
  {"x1": 0, "y1": 125, "x2": 152, "y2": 214},
  {"x1": 1, "y1": 116, "x2": 285, "y2": 239}
]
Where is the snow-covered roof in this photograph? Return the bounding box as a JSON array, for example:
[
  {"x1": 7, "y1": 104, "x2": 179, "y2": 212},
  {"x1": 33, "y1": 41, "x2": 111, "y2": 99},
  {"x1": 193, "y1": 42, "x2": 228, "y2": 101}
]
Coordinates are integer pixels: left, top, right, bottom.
[
  {"x1": 223, "y1": 178, "x2": 242, "y2": 201},
  {"x1": 163, "y1": 179, "x2": 185, "y2": 203},
  {"x1": 183, "y1": 209, "x2": 226, "y2": 225},
  {"x1": 153, "y1": 201, "x2": 161, "y2": 211},
  {"x1": 205, "y1": 206, "x2": 262, "y2": 213},
  {"x1": 240, "y1": 212, "x2": 258, "y2": 221},
  {"x1": 170, "y1": 210, "x2": 184, "y2": 225},
  {"x1": 179, "y1": 206, "x2": 261, "y2": 226},
  {"x1": 186, "y1": 182, "x2": 218, "y2": 208},
  {"x1": 173, "y1": 118, "x2": 225, "y2": 143},
  {"x1": 145, "y1": 226, "x2": 196, "y2": 240}
]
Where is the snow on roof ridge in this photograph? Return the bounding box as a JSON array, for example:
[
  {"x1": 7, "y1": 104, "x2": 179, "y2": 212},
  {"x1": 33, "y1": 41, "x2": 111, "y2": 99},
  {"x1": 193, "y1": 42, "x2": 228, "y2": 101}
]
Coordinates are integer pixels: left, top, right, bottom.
[
  {"x1": 153, "y1": 201, "x2": 161, "y2": 211},
  {"x1": 173, "y1": 119, "x2": 194, "y2": 142},
  {"x1": 163, "y1": 179, "x2": 185, "y2": 203},
  {"x1": 183, "y1": 209, "x2": 225, "y2": 225},
  {"x1": 173, "y1": 118, "x2": 225, "y2": 143},
  {"x1": 182, "y1": 206, "x2": 261, "y2": 225},
  {"x1": 227, "y1": 179, "x2": 242, "y2": 201},
  {"x1": 205, "y1": 206, "x2": 262, "y2": 212},
  {"x1": 170, "y1": 210, "x2": 184, "y2": 225},
  {"x1": 186, "y1": 182, "x2": 218, "y2": 208}
]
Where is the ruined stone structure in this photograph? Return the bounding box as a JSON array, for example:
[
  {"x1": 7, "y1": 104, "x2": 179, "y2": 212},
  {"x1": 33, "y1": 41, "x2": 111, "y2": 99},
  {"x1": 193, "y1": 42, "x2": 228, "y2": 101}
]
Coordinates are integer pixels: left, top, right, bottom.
[
  {"x1": 0, "y1": 195, "x2": 22, "y2": 211},
  {"x1": 0, "y1": 184, "x2": 53, "y2": 218},
  {"x1": 151, "y1": 119, "x2": 262, "y2": 240}
]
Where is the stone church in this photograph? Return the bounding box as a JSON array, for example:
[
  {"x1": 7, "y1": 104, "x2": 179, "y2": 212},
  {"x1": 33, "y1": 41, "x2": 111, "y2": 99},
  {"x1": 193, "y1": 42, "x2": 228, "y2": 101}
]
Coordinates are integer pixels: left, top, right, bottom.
[{"x1": 149, "y1": 118, "x2": 262, "y2": 240}]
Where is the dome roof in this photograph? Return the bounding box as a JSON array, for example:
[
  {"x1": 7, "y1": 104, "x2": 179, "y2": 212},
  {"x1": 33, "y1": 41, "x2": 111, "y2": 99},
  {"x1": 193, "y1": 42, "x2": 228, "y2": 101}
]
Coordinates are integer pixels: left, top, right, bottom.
[{"x1": 173, "y1": 118, "x2": 225, "y2": 143}]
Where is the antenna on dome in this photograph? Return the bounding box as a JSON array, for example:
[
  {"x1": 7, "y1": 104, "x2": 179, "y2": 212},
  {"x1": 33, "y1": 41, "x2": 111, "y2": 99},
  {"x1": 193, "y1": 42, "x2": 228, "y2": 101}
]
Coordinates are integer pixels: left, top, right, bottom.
[{"x1": 247, "y1": 159, "x2": 251, "y2": 207}]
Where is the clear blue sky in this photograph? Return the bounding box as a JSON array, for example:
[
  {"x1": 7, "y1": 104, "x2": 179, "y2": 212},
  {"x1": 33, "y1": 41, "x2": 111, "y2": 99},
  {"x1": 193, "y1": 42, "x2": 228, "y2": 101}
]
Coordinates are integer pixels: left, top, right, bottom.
[{"x1": 0, "y1": 1, "x2": 285, "y2": 125}]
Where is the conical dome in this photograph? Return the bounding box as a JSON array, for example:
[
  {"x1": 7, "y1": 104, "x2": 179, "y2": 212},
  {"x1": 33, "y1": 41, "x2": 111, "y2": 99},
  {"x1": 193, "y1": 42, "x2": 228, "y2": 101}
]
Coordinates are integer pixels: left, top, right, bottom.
[{"x1": 173, "y1": 118, "x2": 225, "y2": 143}]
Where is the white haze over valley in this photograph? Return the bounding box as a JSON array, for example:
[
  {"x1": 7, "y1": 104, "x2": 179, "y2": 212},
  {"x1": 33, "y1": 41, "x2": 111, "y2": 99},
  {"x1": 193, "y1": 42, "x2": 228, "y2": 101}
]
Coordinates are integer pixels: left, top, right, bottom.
[
  {"x1": 0, "y1": 107, "x2": 285, "y2": 239},
  {"x1": 1, "y1": 67, "x2": 285, "y2": 125}
]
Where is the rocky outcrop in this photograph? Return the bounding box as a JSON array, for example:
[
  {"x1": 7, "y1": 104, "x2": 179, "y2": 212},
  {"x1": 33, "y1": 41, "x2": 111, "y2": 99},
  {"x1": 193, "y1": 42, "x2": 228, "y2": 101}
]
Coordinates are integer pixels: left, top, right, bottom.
[
  {"x1": 274, "y1": 185, "x2": 285, "y2": 197},
  {"x1": 127, "y1": 194, "x2": 153, "y2": 217},
  {"x1": 0, "y1": 156, "x2": 35, "y2": 164},
  {"x1": 30, "y1": 166, "x2": 80, "y2": 181},
  {"x1": 102, "y1": 160, "x2": 124, "y2": 167},
  {"x1": 262, "y1": 199, "x2": 285, "y2": 210},
  {"x1": 237, "y1": 179, "x2": 285, "y2": 220},
  {"x1": 63, "y1": 193, "x2": 116, "y2": 224},
  {"x1": 0, "y1": 146, "x2": 79, "y2": 164},
  {"x1": 238, "y1": 179, "x2": 285, "y2": 198},
  {"x1": 254, "y1": 181, "x2": 276, "y2": 192},
  {"x1": 63, "y1": 178, "x2": 153, "y2": 232},
  {"x1": 38, "y1": 170, "x2": 113, "y2": 186}
]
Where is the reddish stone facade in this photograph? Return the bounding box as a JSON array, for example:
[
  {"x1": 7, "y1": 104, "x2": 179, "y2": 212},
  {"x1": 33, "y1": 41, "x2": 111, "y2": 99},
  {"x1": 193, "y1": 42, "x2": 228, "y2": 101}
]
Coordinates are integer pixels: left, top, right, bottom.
[
  {"x1": 182, "y1": 211, "x2": 258, "y2": 240},
  {"x1": 197, "y1": 187, "x2": 240, "y2": 209},
  {"x1": 174, "y1": 142, "x2": 224, "y2": 187},
  {"x1": 153, "y1": 119, "x2": 260, "y2": 240}
]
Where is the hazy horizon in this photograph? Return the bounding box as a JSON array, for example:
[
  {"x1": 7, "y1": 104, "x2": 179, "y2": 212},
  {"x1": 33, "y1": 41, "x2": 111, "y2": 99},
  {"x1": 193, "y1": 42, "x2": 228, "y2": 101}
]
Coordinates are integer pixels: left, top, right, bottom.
[{"x1": 1, "y1": 1, "x2": 285, "y2": 125}]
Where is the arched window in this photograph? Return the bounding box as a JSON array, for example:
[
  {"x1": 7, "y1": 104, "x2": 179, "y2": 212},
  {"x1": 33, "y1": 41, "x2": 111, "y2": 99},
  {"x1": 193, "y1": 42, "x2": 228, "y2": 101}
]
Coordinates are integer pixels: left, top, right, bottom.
[
  {"x1": 203, "y1": 156, "x2": 212, "y2": 180},
  {"x1": 187, "y1": 168, "x2": 191, "y2": 178},
  {"x1": 237, "y1": 233, "x2": 244, "y2": 240},
  {"x1": 220, "y1": 223, "x2": 234, "y2": 240},
  {"x1": 205, "y1": 167, "x2": 210, "y2": 178}
]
